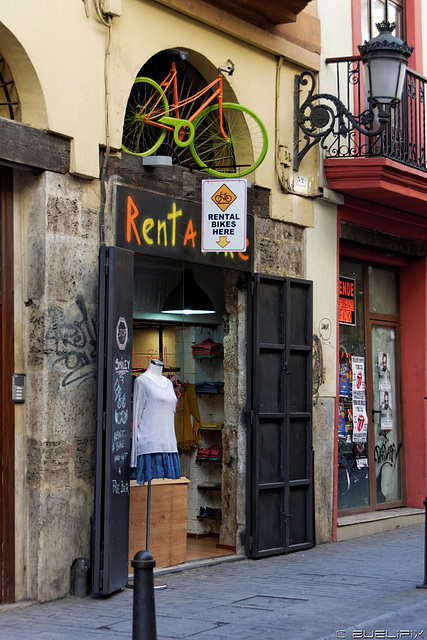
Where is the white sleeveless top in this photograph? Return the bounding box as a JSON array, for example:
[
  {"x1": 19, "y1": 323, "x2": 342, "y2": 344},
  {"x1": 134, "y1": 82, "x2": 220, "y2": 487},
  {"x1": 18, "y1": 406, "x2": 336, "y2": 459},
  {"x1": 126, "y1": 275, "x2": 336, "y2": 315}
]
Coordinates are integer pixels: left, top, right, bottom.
[{"x1": 131, "y1": 373, "x2": 178, "y2": 466}]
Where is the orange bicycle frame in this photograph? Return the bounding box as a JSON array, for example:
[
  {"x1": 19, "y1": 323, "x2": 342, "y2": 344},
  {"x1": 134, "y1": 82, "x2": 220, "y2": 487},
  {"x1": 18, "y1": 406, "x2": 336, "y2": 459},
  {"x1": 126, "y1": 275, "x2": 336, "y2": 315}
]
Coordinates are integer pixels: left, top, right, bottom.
[{"x1": 141, "y1": 62, "x2": 230, "y2": 142}]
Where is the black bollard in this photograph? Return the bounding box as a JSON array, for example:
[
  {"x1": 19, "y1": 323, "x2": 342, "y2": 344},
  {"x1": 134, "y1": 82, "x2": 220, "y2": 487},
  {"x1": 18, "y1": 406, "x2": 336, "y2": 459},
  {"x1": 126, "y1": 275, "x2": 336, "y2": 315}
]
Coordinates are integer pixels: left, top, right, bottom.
[
  {"x1": 131, "y1": 550, "x2": 157, "y2": 640},
  {"x1": 417, "y1": 497, "x2": 427, "y2": 589}
]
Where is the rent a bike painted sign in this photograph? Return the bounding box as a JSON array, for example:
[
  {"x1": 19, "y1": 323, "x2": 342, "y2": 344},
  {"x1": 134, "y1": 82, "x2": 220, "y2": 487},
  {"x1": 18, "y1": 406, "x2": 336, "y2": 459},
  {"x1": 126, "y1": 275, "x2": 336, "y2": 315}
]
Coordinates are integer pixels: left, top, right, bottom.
[{"x1": 114, "y1": 184, "x2": 253, "y2": 271}]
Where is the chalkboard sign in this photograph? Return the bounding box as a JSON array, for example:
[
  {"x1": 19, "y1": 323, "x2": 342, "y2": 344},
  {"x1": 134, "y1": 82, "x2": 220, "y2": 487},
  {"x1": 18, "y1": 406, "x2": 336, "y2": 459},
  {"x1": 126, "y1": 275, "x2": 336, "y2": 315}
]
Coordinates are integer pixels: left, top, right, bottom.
[{"x1": 93, "y1": 246, "x2": 134, "y2": 595}]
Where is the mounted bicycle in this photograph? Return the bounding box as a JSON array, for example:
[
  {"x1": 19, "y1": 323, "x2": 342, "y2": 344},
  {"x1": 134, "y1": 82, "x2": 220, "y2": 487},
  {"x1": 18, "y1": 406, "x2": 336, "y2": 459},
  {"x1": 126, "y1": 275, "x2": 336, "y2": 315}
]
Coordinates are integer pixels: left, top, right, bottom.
[{"x1": 121, "y1": 50, "x2": 268, "y2": 178}]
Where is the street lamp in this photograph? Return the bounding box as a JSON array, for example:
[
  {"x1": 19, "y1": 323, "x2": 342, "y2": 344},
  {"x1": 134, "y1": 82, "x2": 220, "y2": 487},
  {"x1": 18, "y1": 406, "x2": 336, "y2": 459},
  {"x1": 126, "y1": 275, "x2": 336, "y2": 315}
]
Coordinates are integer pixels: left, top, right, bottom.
[
  {"x1": 359, "y1": 21, "x2": 414, "y2": 113},
  {"x1": 294, "y1": 22, "x2": 413, "y2": 170}
]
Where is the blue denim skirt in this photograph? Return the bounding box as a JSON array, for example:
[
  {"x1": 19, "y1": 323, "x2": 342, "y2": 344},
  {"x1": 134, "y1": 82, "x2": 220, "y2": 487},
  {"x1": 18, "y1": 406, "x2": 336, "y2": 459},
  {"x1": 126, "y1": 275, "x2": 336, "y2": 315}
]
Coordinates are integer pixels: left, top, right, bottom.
[{"x1": 135, "y1": 452, "x2": 181, "y2": 485}]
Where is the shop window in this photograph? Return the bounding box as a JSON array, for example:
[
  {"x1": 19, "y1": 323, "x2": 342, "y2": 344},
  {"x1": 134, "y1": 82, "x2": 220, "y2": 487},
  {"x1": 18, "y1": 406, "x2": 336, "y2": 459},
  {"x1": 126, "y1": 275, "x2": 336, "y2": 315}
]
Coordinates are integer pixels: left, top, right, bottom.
[
  {"x1": 0, "y1": 55, "x2": 20, "y2": 121},
  {"x1": 368, "y1": 266, "x2": 399, "y2": 314},
  {"x1": 338, "y1": 260, "x2": 403, "y2": 513}
]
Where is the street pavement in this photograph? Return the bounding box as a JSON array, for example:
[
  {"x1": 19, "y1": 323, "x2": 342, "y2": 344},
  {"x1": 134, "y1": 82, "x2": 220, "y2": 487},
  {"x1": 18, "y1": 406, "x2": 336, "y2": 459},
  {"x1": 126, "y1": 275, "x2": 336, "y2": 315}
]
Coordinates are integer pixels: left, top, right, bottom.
[{"x1": 1, "y1": 523, "x2": 426, "y2": 639}]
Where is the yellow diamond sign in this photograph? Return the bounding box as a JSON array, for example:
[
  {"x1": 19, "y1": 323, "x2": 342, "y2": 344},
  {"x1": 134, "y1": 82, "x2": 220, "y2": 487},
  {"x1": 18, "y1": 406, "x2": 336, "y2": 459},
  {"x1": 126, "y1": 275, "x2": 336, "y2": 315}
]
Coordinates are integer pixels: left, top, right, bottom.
[{"x1": 211, "y1": 184, "x2": 237, "y2": 211}]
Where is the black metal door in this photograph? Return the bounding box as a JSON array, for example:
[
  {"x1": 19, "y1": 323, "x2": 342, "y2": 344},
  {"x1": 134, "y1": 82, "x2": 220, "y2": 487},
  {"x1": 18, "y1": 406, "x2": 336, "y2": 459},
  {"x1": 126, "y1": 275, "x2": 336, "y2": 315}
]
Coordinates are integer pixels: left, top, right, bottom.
[
  {"x1": 248, "y1": 274, "x2": 314, "y2": 558},
  {"x1": 93, "y1": 246, "x2": 134, "y2": 595}
]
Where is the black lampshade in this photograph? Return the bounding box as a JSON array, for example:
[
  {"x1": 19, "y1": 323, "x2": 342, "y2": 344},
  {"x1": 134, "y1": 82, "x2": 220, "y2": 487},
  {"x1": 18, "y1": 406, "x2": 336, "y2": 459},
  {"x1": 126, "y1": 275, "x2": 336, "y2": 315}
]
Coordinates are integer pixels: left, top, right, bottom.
[{"x1": 161, "y1": 268, "x2": 215, "y2": 315}]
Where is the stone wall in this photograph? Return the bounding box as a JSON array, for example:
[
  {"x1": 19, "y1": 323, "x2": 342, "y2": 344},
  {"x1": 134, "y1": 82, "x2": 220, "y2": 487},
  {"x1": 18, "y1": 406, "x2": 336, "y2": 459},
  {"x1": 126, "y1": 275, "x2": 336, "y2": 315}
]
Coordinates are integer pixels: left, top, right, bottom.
[
  {"x1": 255, "y1": 216, "x2": 304, "y2": 278},
  {"x1": 22, "y1": 171, "x2": 100, "y2": 602},
  {"x1": 312, "y1": 396, "x2": 335, "y2": 544},
  {"x1": 221, "y1": 269, "x2": 248, "y2": 552}
]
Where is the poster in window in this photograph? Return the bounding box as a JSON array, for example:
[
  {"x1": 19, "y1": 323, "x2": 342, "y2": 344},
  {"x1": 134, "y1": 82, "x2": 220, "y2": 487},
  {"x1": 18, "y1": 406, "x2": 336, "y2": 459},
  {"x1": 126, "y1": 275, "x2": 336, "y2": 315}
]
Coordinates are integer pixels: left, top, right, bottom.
[
  {"x1": 338, "y1": 398, "x2": 353, "y2": 440},
  {"x1": 339, "y1": 351, "x2": 352, "y2": 397},
  {"x1": 380, "y1": 388, "x2": 393, "y2": 431},
  {"x1": 351, "y1": 356, "x2": 365, "y2": 397},
  {"x1": 352, "y1": 404, "x2": 368, "y2": 443},
  {"x1": 378, "y1": 352, "x2": 391, "y2": 385},
  {"x1": 338, "y1": 398, "x2": 346, "y2": 437},
  {"x1": 339, "y1": 276, "x2": 356, "y2": 325},
  {"x1": 351, "y1": 356, "x2": 368, "y2": 443},
  {"x1": 378, "y1": 352, "x2": 393, "y2": 430}
]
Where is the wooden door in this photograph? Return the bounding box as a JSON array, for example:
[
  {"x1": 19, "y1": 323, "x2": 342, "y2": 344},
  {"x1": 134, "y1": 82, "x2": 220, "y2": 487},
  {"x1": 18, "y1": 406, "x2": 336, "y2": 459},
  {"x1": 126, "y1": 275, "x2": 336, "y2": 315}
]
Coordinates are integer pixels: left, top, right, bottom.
[{"x1": 0, "y1": 167, "x2": 15, "y2": 603}]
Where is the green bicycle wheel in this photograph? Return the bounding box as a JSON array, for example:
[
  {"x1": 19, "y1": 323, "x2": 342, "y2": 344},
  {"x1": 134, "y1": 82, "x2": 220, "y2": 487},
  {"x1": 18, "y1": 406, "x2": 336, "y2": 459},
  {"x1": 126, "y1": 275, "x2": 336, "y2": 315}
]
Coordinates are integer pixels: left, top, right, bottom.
[
  {"x1": 190, "y1": 103, "x2": 268, "y2": 178},
  {"x1": 122, "y1": 77, "x2": 169, "y2": 156}
]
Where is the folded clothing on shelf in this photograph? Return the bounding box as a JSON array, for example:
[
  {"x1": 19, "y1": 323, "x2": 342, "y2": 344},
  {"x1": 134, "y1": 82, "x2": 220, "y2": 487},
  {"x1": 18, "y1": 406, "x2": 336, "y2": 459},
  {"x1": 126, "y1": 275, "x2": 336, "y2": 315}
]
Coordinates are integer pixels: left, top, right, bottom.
[
  {"x1": 192, "y1": 338, "x2": 224, "y2": 359},
  {"x1": 196, "y1": 445, "x2": 223, "y2": 460},
  {"x1": 195, "y1": 380, "x2": 224, "y2": 394},
  {"x1": 200, "y1": 421, "x2": 224, "y2": 431}
]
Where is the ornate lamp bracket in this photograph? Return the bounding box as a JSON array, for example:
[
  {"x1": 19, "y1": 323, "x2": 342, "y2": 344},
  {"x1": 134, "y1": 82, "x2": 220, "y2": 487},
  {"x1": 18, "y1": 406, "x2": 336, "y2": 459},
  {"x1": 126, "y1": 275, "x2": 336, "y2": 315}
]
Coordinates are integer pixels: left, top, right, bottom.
[{"x1": 293, "y1": 70, "x2": 389, "y2": 171}]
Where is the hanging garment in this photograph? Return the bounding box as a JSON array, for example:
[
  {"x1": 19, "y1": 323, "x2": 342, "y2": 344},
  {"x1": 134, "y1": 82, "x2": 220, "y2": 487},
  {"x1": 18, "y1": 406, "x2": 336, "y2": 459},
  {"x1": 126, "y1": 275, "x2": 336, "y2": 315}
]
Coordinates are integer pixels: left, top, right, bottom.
[{"x1": 174, "y1": 382, "x2": 201, "y2": 451}]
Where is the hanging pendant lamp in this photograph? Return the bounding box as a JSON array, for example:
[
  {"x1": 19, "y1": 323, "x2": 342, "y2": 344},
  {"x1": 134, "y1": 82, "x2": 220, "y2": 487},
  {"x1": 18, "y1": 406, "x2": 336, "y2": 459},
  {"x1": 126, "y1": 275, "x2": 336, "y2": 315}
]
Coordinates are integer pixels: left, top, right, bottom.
[{"x1": 161, "y1": 268, "x2": 215, "y2": 315}]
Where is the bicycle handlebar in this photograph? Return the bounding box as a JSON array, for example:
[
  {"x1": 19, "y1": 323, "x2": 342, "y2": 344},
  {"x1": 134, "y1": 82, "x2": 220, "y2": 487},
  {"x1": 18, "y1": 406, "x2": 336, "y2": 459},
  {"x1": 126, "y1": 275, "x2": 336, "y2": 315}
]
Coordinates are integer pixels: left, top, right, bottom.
[{"x1": 218, "y1": 59, "x2": 235, "y2": 76}]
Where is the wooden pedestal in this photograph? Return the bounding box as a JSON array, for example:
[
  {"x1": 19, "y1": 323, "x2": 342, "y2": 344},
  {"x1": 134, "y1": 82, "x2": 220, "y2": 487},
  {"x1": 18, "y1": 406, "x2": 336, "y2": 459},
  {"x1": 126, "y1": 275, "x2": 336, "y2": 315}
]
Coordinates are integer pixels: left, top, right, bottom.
[{"x1": 128, "y1": 477, "x2": 189, "y2": 573}]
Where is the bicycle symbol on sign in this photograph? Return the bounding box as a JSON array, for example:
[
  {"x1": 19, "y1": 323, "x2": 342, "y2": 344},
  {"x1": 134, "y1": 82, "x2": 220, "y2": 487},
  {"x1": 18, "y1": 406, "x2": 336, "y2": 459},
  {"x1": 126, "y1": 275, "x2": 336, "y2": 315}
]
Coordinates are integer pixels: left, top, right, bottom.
[
  {"x1": 214, "y1": 191, "x2": 233, "y2": 204},
  {"x1": 211, "y1": 184, "x2": 237, "y2": 211}
]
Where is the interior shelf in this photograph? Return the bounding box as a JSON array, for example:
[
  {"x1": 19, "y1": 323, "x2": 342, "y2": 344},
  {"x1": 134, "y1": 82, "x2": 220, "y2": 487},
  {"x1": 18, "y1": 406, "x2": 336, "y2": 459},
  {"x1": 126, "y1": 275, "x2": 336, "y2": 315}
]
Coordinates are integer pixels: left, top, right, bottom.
[{"x1": 197, "y1": 482, "x2": 222, "y2": 491}]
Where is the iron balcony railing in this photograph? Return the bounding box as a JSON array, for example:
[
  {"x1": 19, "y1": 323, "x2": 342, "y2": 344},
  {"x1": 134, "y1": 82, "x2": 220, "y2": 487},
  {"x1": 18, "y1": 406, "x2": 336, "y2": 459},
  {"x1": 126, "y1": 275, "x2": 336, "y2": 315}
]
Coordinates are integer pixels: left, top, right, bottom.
[{"x1": 295, "y1": 57, "x2": 426, "y2": 172}]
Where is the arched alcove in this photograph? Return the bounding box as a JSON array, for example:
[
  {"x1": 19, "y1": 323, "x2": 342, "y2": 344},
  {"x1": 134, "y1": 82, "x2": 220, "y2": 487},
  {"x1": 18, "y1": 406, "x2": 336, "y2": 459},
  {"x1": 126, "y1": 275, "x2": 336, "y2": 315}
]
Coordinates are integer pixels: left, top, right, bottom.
[
  {"x1": 121, "y1": 48, "x2": 267, "y2": 177},
  {"x1": 122, "y1": 49, "x2": 237, "y2": 169},
  {"x1": 0, "y1": 54, "x2": 20, "y2": 121},
  {"x1": 0, "y1": 23, "x2": 48, "y2": 129}
]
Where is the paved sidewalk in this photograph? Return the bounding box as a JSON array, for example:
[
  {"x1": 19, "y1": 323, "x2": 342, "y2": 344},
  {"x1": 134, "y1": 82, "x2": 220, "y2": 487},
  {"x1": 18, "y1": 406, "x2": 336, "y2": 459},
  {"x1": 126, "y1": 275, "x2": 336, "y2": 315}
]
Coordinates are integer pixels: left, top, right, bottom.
[{"x1": 1, "y1": 523, "x2": 426, "y2": 639}]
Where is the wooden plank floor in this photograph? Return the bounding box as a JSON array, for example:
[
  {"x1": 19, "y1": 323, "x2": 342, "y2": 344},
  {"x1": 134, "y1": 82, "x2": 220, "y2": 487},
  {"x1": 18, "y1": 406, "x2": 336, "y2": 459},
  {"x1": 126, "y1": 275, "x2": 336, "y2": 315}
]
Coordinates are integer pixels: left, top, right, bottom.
[{"x1": 186, "y1": 535, "x2": 234, "y2": 561}]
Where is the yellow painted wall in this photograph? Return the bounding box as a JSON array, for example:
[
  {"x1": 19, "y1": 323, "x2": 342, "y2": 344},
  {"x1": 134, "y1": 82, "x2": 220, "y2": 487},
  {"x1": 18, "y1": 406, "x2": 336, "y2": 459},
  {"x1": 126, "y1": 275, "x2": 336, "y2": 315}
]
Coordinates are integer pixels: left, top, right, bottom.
[{"x1": 0, "y1": 0, "x2": 318, "y2": 228}]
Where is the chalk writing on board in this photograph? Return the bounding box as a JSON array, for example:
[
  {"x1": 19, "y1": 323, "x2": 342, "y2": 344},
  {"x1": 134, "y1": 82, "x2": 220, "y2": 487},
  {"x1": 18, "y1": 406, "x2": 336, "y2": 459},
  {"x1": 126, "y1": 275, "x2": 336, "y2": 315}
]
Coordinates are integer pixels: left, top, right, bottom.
[
  {"x1": 115, "y1": 357, "x2": 131, "y2": 379},
  {"x1": 112, "y1": 479, "x2": 130, "y2": 495},
  {"x1": 113, "y1": 379, "x2": 126, "y2": 408},
  {"x1": 113, "y1": 377, "x2": 128, "y2": 426},
  {"x1": 112, "y1": 428, "x2": 126, "y2": 452}
]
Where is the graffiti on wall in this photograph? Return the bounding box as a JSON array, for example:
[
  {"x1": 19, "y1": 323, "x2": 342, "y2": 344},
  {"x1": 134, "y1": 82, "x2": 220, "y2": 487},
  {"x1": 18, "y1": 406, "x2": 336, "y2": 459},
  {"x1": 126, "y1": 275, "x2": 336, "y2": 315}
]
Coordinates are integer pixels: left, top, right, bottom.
[
  {"x1": 312, "y1": 317, "x2": 332, "y2": 395},
  {"x1": 374, "y1": 431, "x2": 402, "y2": 471},
  {"x1": 46, "y1": 294, "x2": 97, "y2": 387},
  {"x1": 312, "y1": 334, "x2": 325, "y2": 394}
]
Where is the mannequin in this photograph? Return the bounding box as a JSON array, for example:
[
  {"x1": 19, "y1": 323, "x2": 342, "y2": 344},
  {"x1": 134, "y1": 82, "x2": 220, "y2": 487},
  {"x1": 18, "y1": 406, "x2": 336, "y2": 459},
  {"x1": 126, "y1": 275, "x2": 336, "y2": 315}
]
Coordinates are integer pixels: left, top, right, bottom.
[
  {"x1": 131, "y1": 359, "x2": 181, "y2": 556},
  {"x1": 131, "y1": 359, "x2": 181, "y2": 484},
  {"x1": 143, "y1": 359, "x2": 168, "y2": 387}
]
